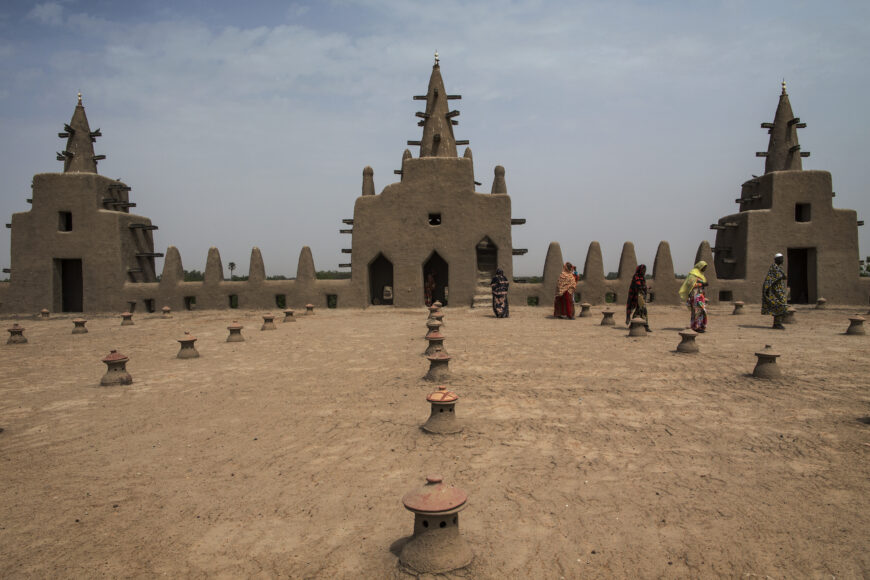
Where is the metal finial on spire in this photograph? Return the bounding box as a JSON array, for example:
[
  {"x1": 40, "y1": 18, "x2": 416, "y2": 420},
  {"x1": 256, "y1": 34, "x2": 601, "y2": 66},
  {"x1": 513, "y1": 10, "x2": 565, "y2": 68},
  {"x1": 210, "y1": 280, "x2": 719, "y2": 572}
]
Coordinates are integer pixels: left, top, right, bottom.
[
  {"x1": 434, "y1": 50, "x2": 439, "y2": 65},
  {"x1": 781, "y1": 79, "x2": 786, "y2": 95},
  {"x1": 77, "y1": 92, "x2": 82, "y2": 105}
]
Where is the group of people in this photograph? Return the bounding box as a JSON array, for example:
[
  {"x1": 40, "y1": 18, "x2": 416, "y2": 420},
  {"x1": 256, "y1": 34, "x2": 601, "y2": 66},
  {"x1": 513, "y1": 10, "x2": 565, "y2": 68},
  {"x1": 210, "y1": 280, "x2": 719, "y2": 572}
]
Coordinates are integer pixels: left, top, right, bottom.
[{"x1": 487, "y1": 253, "x2": 789, "y2": 330}]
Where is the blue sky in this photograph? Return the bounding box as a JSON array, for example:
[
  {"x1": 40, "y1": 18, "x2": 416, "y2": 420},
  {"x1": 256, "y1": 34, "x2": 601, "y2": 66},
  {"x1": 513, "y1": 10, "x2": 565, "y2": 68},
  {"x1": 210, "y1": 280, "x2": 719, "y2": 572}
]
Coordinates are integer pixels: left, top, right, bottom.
[{"x1": 1, "y1": 0, "x2": 868, "y2": 277}]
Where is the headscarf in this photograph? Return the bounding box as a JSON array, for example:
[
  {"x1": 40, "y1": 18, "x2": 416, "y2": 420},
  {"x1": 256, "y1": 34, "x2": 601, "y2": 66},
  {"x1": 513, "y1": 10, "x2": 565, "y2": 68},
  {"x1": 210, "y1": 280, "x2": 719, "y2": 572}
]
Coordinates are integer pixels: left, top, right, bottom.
[
  {"x1": 556, "y1": 262, "x2": 577, "y2": 296},
  {"x1": 626, "y1": 264, "x2": 647, "y2": 318},
  {"x1": 491, "y1": 268, "x2": 509, "y2": 294},
  {"x1": 679, "y1": 261, "x2": 708, "y2": 302}
]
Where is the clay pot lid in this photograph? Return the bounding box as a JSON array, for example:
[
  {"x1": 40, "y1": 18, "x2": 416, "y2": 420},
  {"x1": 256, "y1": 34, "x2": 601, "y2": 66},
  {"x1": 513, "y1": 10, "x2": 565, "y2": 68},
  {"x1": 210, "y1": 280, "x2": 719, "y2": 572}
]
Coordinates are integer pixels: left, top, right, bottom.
[
  {"x1": 787, "y1": 307, "x2": 797, "y2": 313},
  {"x1": 580, "y1": 302, "x2": 591, "y2": 307},
  {"x1": 102, "y1": 349, "x2": 129, "y2": 363},
  {"x1": 8, "y1": 323, "x2": 24, "y2": 331},
  {"x1": 161, "y1": 306, "x2": 171, "y2": 312},
  {"x1": 629, "y1": 318, "x2": 646, "y2": 324},
  {"x1": 73, "y1": 318, "x2": 87, "y2": 323},
  {"x1": 849, "y1": 315, "x2": 865, "y2": 322},
  {"x1": 227, "y1": 320, "x2": 243, "y2": 329},
  {"x1": 427, "y1": 386, "x2": 458, "y2": 403},
  {"x1": 427, "y1": 352, "x2": 451, "y2": 362},
  {"x1": 40, "y1": 308, "x2": 49, "y2": 313},
  {"x1": 426, "y1": 319, "x2": 442, "y2": 327},
  {"x1": 305, "y1": 303, "x2": 314, "y2": 308},
  {"x1": 817, "y1": 298, "x2": 827, "y2": 303},
  {"x1": 733, "y1": 301, "x2": 745, "y2": 306},
  {"x1": 679, "y1": 329, "x2": 698, "y2": 337},
  {"x1": 602, "y1": 309, "x2": 614, "y2": 314},
  {"x1": 426, "y1": 331, "x2": 445, "y2": 340},
  {"x1": 262, "y1": 314, "x2": 275, "y2": 320},
  {"x1": 755, "y1": 344, "x2": 780, "y2": 358},
  {"x1": 428, "y1": 305, "x2": 439, "y2": 312},
  {"x1": 402, "y1": 475, "x2": 467, "y2": 514},
  {"x1": 433, "y1": 301, "x2": 442, "y2": 308},
  {"x1": 177, "y1": 331, "x2": 197, "y2": 342},
  {"x1": 283, "y1": 308, "x2": 295, "y2": 314},
  {"x1": 121, "y1": 311, "x2": 132, "y2": 317}
]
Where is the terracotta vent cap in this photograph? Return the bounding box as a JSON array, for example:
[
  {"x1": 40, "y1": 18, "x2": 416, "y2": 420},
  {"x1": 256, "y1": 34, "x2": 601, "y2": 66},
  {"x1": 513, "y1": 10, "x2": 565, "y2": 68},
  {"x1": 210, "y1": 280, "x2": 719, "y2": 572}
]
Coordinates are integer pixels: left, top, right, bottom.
[
  {"x1": 402, "y1": 475, "x2": 467, "y2": 514},
  {"x1": 427, "y1": 385, "x2": 458, "y2": 403},
  {"x1": 102, "y1": 349, "x2": 129, "y2": 363}
]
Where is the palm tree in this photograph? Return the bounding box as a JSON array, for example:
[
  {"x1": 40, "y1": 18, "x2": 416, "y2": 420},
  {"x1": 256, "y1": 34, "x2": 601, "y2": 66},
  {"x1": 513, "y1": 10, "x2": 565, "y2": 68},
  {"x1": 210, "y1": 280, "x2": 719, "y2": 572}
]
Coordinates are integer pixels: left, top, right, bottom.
[{"x1": 228, "y1": 262, "x2": 236, "y2": 280}]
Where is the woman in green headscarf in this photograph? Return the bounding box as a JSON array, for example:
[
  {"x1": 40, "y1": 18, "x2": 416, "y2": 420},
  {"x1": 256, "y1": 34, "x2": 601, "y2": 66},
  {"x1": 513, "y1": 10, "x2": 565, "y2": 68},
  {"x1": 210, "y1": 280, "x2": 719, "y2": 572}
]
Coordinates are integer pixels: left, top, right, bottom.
[{"x1": 678, "y1": 261, "x2": 708, "y2": 332}]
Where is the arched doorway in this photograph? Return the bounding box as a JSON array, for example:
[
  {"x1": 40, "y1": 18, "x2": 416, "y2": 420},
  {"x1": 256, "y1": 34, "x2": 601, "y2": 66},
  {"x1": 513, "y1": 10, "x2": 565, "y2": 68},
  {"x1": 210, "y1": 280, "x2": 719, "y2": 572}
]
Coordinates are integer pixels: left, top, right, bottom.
[
  {"x1": 476, "y1": 236, "x2": 498, "y2": 276},
  {"x1": 369, "y1": 253, "x2": 394, "y2": 305},
  {"x1": 423, "y1": 251, "x2": 448, "y2": 306}
]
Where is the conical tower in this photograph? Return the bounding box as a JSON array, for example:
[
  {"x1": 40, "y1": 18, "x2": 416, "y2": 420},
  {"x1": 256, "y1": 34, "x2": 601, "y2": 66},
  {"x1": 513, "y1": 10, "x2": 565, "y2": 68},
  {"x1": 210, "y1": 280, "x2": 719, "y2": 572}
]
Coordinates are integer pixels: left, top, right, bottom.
[
  {"x1": 57, "y1": 93, "x2": 104, "y2": 173},
  {"x1": 408, "y1": 52, "x2": 467, "y2": 158},
  {"x1": 757, "y1": 80, "x2": 809, "y2": 173}
]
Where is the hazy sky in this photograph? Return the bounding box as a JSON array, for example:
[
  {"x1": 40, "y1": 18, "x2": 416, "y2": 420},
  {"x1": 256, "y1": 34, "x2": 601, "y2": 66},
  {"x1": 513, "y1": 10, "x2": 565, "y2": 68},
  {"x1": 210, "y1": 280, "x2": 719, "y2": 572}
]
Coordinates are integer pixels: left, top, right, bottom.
[{"x1": 1, "y1": 0, "x2": 868, "y2": 277}]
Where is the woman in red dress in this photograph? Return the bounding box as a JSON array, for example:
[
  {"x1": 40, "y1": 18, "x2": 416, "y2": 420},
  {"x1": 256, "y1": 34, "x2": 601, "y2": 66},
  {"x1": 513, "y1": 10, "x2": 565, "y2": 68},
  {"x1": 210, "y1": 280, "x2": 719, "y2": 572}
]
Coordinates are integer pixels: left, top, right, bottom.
[{"x1": 554, "y1": 262, "x2": 578, "y2": 319}]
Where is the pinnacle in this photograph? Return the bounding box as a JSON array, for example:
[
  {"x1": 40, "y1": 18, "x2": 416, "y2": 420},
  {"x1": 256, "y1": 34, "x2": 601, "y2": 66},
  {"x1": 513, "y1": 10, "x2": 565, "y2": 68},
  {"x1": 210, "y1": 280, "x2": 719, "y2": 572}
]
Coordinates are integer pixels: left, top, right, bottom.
[
  {"x1": 414, "y1": 57, "x2": 459, "y2": 158},
  {"x1": 58, "y1": 93, "x2": 101, "y2": 173}
]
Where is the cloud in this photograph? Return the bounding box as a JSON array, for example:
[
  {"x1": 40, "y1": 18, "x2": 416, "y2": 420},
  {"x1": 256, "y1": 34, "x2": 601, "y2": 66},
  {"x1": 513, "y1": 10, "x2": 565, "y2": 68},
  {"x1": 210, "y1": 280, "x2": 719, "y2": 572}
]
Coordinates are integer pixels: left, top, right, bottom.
[
  {"x1": 1, "y1": 1, "x2": 869, "y2": 276},
  {"x1": 26, "y1": 2, "x2": 64, "y2": 26}
]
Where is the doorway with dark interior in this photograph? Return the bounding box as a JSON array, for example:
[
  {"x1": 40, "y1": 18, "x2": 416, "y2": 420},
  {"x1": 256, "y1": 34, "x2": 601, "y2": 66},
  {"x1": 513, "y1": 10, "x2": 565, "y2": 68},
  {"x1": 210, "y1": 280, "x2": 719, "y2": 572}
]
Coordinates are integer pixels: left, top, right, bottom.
[
  {"x1": 476, "y1": 237, "x2": 498, "y2": 277},
  {"x1": 54, "y1": 258, "x2": 83, "y2": 312},
  {"x1": 423, "y1": 251, "x2": 448, "y2": 306},
  {"x1": 369, "y1": 253, "x2": 394, "y2": 305},
  {"x1": 787, "y1": 247, "x2": 816, "y2": 304}
]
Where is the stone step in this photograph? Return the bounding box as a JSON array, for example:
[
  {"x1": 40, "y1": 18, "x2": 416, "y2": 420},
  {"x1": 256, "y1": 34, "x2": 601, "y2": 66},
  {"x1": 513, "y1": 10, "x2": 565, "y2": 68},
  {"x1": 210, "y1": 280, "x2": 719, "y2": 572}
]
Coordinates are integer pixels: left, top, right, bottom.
[{"x1": 472, "y1": 295, "x2": 490, "y2": 308}]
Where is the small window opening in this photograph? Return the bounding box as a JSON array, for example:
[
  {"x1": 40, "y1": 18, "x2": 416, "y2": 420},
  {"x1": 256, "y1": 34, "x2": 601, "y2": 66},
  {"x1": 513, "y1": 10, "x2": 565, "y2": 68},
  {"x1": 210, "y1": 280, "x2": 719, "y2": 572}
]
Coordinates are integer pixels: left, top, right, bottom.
[
  {"x1": 428, "y1": 213, "x2": 442, "y2": 226},
  {"x1": 795, "y1": 203, "x2": 811, "y2": 222},
  {"x1": 127, "y1": 301, "x2": 137, "y2": 313},
  {"x1": 719, "y1": 290, "x2": 733, "y2": 302},
  {"x1": 327, "y1": 294, "x2": 338, "y2": 309},
  {"x1": 58, "y1": 211, "x2": 72, "y2": 231},
  {"x1": 605, "y1": 291, "x2": 617, "y2": 303},
  {"x1": 275, "y1": 294, "x2": 286, "y2": 309},
  {"x1": 228, "y1": 294, "x2": 239, "y2": 309},
  {"x1": 144, "y1": 299, "x2": 155, "y2": 313},
  {"x1": 647, "y1": 292, "x2": 656, "y2": 303},
  {"x1": 527, "y1": 296, "x2": 539, "y2": 306},
  {"x1": 184, "y1": 296, "x2": 196, "y2": 310}
]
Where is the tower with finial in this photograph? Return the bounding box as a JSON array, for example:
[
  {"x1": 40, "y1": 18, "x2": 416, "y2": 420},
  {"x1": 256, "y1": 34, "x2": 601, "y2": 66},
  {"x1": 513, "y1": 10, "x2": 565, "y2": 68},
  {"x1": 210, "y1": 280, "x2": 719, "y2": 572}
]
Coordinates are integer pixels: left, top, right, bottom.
[
  {"x1": 710, "y1": 81, "x2": 864, "y2": 304},
  {"x1": 3, "y1": 94, "x2": 162, "y2": 313},
  {"x1": 340, "y1": 55, "x2": 527, "y2": 308}
]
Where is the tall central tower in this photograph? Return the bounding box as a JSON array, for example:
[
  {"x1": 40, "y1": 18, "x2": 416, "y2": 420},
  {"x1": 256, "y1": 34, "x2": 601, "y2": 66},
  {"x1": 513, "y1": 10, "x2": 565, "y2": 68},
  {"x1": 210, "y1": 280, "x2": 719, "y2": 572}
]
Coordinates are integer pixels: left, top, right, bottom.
[{"x1": 340, "y1": 56, "x2": 525, "y2": 308}]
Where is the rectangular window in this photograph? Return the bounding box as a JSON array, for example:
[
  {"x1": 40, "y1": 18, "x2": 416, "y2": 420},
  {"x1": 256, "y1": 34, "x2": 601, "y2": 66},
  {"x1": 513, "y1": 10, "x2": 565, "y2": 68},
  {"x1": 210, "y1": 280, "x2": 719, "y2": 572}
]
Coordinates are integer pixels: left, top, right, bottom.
[
  {"x1": 144, "y1": 299, "x2": 155, "y2": 313},
  {"x1": 327, "y1": 294, "x2": 338, "y2": 309},
  {"x1": 795, "y1": 203, "x2": 811, "y2": 222},
  {"x1": 275, "y1": 294, "x2": 286, "y2": 309},
  {"x1": 228, "y1": 294, "x2": 239, "y2": 309},
  {"x1": 527, "y1": 296, "x2": 539, "y2": 306},
  {"x1": 184, "y1": 296, "x2": 196, "y2": 310},
  {"x1": 58, "y1": 211, "x2": 72, "y2": 231},
  {"x1": 428, "y1": 213, "x2": 442, "y2": 226},
  {"x1": 719, "y1": 290, "x2": 733, "y2": 302}
]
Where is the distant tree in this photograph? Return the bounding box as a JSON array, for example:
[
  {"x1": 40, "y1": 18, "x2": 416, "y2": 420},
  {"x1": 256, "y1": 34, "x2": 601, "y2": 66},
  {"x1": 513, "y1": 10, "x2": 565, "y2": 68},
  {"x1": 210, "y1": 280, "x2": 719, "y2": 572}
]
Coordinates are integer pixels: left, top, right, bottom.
[
  {"x1": 267, "y1": 274, "x2": 291, "y2": 280},
  {"x1": 183, "y1": 269, "x2": 204, "y2": 281},
  {"x1": 315, "y1": 270, "x2": 351, "y2": 280},
  {"x1": 228, "y1": 262, "x2": 236, "y2": 280},
  {"x1": 515, "y1": 275, "x2": 543, "y2": 284},
  {"x1": 605, "y1": 271, "x2": 619, "y2": 280}
]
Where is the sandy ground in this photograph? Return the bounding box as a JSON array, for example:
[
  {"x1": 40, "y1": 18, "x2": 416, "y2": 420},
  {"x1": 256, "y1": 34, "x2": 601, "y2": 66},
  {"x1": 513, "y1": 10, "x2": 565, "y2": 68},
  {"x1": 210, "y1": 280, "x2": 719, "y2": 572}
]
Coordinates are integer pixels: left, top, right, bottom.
[{"x1": 0, "y1": 303, "x2": 868, "y2": 579}]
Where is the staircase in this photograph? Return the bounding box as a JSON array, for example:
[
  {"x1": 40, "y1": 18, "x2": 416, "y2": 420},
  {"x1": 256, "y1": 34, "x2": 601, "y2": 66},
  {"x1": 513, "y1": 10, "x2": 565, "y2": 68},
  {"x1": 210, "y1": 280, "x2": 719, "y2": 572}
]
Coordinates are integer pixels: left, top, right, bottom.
[{"x1": 472, "y1": 269, "x2": 495, "y2": 308}]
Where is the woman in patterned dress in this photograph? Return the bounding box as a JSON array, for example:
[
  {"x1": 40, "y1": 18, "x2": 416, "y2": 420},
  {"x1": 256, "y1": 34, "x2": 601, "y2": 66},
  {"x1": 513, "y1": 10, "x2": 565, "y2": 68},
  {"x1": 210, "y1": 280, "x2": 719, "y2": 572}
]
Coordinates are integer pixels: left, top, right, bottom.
[{"x1": 490, "y1": 268, "x2": 510, "y2": 318}]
